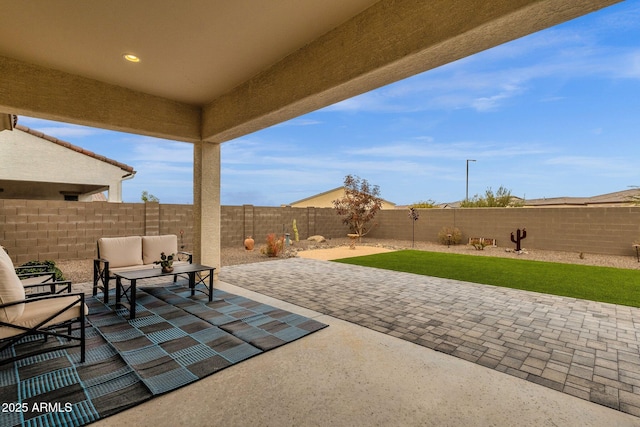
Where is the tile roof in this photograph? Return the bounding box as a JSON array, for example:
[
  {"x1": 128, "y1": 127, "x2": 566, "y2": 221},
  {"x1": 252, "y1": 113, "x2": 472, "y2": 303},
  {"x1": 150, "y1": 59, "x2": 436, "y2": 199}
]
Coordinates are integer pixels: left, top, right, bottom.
[{"x1": 14, "y1": 124, "x2": 135, "y2": 174}]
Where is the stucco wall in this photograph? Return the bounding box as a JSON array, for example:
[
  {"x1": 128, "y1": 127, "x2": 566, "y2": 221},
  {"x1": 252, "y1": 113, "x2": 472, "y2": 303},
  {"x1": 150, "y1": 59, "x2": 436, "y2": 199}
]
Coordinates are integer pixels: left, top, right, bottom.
[
  {"x1": 290, "y1": 188, "x2": 395, "y2": 209},
  {"x1": 1, "y1": 199, "x2": 639, "y2": 264},
  {"x1": 0, "y1": 129, "x2": 128, "y2": 201}
]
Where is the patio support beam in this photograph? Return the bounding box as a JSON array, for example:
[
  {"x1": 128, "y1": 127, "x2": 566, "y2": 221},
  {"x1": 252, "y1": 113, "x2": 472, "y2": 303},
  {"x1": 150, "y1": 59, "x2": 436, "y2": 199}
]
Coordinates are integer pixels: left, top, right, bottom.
[
  {"x1": 193, "y1": 140, "x2": 221, "y2": 278},
  {"x1": 0, "y1": 55, "x2": 202, "y2": 143},
  {"x1": 200, "y1": 0, "x2": 619, "y2": 143}
]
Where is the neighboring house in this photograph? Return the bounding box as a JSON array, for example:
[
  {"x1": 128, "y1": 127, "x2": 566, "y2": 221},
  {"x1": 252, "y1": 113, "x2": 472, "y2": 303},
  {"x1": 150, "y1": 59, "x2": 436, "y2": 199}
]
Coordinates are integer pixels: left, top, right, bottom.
[
  {"x1": 0, "y1": 123, "x2": 135, "y2": 202},
  {"x1": 523, "y1": 189, "x2": 640, "y2": 207},
  {"x1": 288, "y1": 187, "x2": 396, "y2": 209},
  {"x1": 432, "y1": 189, "x2": 640, "y2": 209}
]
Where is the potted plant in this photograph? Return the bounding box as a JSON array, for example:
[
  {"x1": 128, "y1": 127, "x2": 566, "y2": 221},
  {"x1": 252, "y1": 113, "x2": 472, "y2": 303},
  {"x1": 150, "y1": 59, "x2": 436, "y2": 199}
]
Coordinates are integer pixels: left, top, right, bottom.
[{"x1": 154, "y1": 252, "x2": 175, "y2": 273}]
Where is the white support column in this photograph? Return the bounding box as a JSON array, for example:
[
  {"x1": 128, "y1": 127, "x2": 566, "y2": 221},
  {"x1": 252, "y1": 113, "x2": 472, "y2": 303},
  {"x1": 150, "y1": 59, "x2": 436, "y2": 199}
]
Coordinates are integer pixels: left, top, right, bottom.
[
  {"x1": 107, "y1": 179, "x2": 123, "y2": 203},
  {"x1": 193, "y1": 140, "x2": 221, "y2": 279}
]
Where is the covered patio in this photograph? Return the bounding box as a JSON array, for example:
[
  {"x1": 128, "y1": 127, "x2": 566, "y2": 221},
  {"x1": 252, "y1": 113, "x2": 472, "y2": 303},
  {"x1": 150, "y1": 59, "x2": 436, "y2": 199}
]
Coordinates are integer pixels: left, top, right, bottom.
[
  {"x1": 0, "y1": 0, "x2": 621, "y2": 274},
  {"x1": 1, "y1": 1, "x2": 634, "y2": 425}
]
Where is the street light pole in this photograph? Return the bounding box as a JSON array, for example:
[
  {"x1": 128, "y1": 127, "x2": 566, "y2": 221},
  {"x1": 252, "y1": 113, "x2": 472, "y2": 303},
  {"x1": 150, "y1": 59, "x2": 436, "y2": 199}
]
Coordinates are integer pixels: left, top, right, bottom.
[{"x1": 466, "y1": 159, "x2": 476, "y2": 201}]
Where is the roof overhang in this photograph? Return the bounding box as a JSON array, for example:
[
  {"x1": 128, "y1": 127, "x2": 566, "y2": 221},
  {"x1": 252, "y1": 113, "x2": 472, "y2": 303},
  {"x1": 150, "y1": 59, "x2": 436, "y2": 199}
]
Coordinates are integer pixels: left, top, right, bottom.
[
  {"x1": 0, "y1": 179, "x2": 107, "y2": 200},
  {"x1": 0, "y1": 0, "x2": 621, "y2": 143}
]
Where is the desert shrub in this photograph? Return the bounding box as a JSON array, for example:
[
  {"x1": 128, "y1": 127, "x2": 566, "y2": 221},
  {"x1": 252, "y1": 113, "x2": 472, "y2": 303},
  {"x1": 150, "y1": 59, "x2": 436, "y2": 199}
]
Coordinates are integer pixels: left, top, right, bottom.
[
  {"x1": 19, "y1": 260, "x2": 65, "y2": 281},
  {"x1": 437, "y1": 226, "x2": 462, "y2": 245},
  {"x1": 261, "y1": 233, "x2": 284, "y2": 257},
  {"x1": 470, "y1": 240, "x2": 491, "y2": 250}
]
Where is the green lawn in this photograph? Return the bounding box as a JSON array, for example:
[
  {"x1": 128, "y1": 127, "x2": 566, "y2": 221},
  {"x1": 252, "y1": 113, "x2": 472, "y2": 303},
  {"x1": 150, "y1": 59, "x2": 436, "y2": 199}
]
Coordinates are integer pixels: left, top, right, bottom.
[{"x1": 333, "y1": 250, "x2": 640, "y2": 307}]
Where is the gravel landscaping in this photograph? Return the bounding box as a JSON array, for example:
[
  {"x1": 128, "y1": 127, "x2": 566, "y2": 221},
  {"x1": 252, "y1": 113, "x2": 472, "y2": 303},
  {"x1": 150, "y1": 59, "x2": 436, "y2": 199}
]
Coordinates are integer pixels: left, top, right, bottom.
[{"x1": 54, "y1": 236, "x2": 640, "y2": 284}]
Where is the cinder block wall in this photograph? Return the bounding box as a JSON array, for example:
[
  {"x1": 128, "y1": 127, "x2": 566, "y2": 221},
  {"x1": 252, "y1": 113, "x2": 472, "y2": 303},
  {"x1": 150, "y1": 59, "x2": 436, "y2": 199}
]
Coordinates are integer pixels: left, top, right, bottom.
[
  {"x1": 221, "y1": 205, "x2": 245, "y2": 247},
  {"x1": 0, "y1": 200, "x2": 348, "y2": 263},
  {"x1": 0, "y1": 199, "x2": 145, "y2": 263},
  {"x1": 159, "y1": 204, "x2": 194, "y2": 252},
  {"x1": 367, "y1": 207, "x2": 640, "y2": 256},
  {"x1": 225, "y1": 205, "x2": 347, "y2": 248},
  {"x1": 2, "y1": 199, "x2": 639, "y2": 263}
]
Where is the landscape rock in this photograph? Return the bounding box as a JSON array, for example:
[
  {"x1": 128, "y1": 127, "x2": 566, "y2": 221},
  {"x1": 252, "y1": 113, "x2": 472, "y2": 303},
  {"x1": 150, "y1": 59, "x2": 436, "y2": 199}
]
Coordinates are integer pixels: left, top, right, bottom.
[{"x1": 307, "y1": 235, "x2": 326, "y2": 243}]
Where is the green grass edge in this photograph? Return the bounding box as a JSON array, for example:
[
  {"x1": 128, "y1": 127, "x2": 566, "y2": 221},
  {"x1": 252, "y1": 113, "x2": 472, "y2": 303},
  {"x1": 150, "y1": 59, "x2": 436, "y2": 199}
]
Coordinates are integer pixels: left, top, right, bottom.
[{"x1": 333, "y1": 250, "x2": 640, "y2": 308}]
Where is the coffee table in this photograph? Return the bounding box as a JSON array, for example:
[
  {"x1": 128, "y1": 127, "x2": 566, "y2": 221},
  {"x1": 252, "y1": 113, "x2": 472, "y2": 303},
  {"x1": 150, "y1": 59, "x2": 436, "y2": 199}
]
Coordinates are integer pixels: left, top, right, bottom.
[{"x1": 114, "y1": 263, "x2": 215, "y2": 319}]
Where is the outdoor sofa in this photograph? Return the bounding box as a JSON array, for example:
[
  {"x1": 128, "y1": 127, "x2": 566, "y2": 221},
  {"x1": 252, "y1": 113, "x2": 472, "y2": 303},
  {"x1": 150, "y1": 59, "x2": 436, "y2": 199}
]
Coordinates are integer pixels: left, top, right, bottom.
[{"x1": 93, "y1": 234, "x2": 192, "y2": 302}]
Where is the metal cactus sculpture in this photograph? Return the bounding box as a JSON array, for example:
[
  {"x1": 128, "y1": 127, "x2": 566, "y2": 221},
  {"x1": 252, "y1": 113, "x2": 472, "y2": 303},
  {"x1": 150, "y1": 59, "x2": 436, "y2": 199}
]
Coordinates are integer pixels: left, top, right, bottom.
[{"x1": 510, "y1": 228, "x2": 527, "y2": 251}]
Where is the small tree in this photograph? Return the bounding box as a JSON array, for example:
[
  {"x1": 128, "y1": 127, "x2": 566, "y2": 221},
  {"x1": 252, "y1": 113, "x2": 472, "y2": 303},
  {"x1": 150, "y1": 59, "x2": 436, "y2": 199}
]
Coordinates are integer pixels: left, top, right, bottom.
[
  {"x1": 460, "y1": 186, "x2": 522, "y2": 207},
  {"x1": 141, "y1": 190, "x2": 159, "y2": 203},
  {"x1": 332, "y1": 174, "x2": 383, "y2": 238},
  {"x1": 408, "y1": 207, "x2": 419, "y2": 248}
]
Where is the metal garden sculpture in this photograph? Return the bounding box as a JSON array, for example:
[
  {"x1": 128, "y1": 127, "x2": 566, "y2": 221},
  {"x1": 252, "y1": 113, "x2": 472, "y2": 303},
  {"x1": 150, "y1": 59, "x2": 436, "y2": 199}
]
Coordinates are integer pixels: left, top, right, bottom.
[{"x1": 510, "y1": 228, "x2": 527, "y2": 251}]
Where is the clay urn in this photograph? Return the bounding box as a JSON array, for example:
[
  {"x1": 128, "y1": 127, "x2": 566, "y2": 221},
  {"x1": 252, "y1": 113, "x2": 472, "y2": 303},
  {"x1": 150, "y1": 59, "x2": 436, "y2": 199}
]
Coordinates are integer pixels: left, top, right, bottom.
[{"x1": 244, "y1": 236, "x2": 255, "y2": 251}]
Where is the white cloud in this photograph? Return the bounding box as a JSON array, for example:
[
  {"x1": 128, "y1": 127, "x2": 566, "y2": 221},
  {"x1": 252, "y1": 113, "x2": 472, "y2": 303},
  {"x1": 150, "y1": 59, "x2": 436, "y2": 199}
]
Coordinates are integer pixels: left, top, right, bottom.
[
  {"x1": 323, "y1": 92, "x2": 393, "y2": 113},
  {"x1": 544, "y1": 156, "x2": 636, "y2": 177},
  {"x1": 276, "y1": 119, "x2": 323, "y2": 126},
  {"x1": 135, "y1": 162, "x2": 193, "y2": 175},
  {"x1": 596, "y1": 3, "x2": 640, "y2": 30},
  {"x1": 615, "y1": 51, "x2": 640, "y2": 79},
  {"x1": 222, "y1": 137, "x2": 304, "y2": 165},
  {"x1": 344, "y1": 141, "x2": 553, "y2": 160},
  {"x1": 318, "y1": 22, "x2": 640, "y2": 115},
  {"x1": 129, "y1": 142, "x2": 192, "y2": 163}
]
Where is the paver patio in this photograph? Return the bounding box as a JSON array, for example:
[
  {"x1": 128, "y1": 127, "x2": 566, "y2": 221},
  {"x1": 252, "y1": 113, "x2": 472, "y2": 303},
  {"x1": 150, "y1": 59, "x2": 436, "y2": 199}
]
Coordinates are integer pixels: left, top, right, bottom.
[{"x1": 220, "y1": 257, "x2": 640, "y2": 418}]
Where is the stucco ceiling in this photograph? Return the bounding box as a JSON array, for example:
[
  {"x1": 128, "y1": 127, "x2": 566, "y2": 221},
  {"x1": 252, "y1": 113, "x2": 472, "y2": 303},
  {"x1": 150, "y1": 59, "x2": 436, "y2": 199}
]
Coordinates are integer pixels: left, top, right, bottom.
[{"x1": 0, "y1": 0, "x2": 378, "y2": 105}]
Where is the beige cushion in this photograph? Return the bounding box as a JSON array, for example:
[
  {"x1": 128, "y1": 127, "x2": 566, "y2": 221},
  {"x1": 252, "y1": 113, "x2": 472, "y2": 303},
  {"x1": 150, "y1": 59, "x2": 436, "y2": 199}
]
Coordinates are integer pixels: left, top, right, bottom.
[
  {"x1": 3, "y1": 247, "x2": 55, "y2": 288},
  {"x1": 0, "y1": 246, "x2": 13, "y2": 267},
  {"x1": 142, "y1": 235, "x2": 178, "y2": 265},
  {"x1": 98, "y1": 236, "x2": 143, "y2": 268},
  {"x1": 0, "y1": 295, "x2": 87, "y2": 339},
  {"x1": 0, "y1": 258, "x2": 25, "y2": 322}
]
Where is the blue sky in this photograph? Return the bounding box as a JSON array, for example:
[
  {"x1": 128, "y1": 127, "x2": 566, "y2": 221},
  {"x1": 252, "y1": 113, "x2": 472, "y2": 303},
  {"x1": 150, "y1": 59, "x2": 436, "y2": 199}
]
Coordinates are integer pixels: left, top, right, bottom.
[{"x1": 19, "y1": 2, "x2": 640, "y2": 206}]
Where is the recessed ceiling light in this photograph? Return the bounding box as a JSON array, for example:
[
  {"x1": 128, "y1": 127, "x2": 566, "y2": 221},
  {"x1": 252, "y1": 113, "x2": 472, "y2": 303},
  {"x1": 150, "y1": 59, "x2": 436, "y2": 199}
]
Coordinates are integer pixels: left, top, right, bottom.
[{"x1": 123, "y1": 54, "x2": 140, "y2": 63}]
